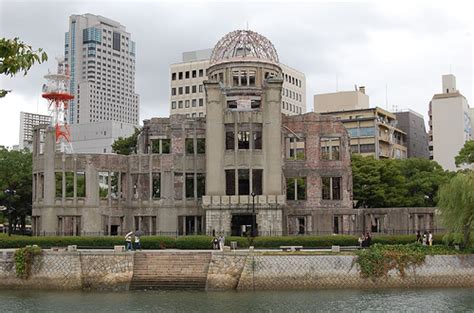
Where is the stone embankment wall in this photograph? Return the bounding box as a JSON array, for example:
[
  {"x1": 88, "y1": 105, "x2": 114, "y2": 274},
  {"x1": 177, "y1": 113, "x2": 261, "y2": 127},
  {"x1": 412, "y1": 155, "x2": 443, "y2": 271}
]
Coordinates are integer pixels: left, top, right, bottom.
[
  {"x1": 0, "y1": 251, "x2": 133, "y2": 290},
  {"x1": 0, "y1": 250, "x2": 473, "y2": 290}
]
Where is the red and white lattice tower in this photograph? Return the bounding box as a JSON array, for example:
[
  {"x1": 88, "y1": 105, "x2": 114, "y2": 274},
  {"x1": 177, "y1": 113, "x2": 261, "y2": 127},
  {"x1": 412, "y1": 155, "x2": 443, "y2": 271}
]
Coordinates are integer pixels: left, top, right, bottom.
[{"x1": 42, "y1": 58, "x2": 74, "y2": 153}]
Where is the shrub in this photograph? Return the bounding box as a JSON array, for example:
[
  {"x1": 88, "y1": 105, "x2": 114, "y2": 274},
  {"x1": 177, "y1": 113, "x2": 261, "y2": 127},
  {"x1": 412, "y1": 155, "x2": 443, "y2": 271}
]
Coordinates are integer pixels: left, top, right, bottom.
[
  {"x1": 14, "y1": 246, "x2": 42, "y2": 279},
  {"x1": 175, "y1": 236, "x2": 213, "y2": 249}
]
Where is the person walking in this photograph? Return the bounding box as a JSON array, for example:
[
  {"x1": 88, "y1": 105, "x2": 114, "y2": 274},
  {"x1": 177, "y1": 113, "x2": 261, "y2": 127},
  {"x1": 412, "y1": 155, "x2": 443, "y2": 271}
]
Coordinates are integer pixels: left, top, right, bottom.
[
  {"x1": 134, "y1": 234, "x2": 142, "y2": 251},
  {"x1": 428, "y1": 231, "x2": 433, "y2": 246},
  {"x1": 125, "y1": 231, "x2": 133, "y2": 251},
  {"x1": 212, "y1": 236, "x2": 219, "y2": 250},
  {"x1": 416, "y1": 230, "x2": 421, "y2": 243}
]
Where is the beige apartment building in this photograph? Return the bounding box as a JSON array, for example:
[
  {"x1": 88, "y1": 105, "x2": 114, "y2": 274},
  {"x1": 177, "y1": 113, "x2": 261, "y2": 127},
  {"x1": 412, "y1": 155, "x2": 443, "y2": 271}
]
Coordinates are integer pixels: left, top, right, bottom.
[
  {"x1": 314, "y1": 89, "x2": 407, "y2": 159},
  {"x1": 428, "y1": 74, "x2": 473, "y2": 170},
  {"x1": 170, "y1": 49, "x2": 306, "y2": 117}
]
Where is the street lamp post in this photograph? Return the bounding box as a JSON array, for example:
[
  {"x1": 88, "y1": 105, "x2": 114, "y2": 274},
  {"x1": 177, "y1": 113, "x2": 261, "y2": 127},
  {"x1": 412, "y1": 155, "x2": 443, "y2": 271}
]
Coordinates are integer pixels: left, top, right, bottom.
[
  {"x1": 251, "y1": 192, "x2": 257, "y2": 237},
  {"x1": 2, "y1": 189, "x2": 16, "y2": 237}
]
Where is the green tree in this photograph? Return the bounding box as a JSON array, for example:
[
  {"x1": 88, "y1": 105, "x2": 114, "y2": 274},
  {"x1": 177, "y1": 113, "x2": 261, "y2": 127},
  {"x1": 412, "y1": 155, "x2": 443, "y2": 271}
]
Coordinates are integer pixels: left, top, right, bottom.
[
  {"x1": 1, "y1": 37, "x2": 48, "y2": 98},
  {"x1": 455, "y1": 140, "x2": 474, "y2": 167},
  {"x1": 0, "y1": 147, "x2": 32, "y2": 234},
  {"x1": 111, "y1": 128, "x2": 141, "y2": 155},
  {"x1": 437, "y1": 171, "x2": 474, "y2": 248},
  {"x1": 352, "y1": 155, "x2": 451, "y2": 208}
]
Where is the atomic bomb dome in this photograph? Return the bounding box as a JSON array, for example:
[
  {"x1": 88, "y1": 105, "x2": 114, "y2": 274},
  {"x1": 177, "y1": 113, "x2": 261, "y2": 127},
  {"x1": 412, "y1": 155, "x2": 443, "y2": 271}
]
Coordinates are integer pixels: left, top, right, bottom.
[{"x1": 210, "y1": 30, "x2": 279, "y2": 65}]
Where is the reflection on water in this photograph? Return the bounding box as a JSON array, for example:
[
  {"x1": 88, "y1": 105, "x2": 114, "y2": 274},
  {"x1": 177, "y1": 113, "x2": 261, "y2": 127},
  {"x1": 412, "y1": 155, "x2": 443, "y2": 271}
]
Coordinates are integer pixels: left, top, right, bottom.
[{"x1": 0, "y1": 288, "x2": 473, "y2": 312}]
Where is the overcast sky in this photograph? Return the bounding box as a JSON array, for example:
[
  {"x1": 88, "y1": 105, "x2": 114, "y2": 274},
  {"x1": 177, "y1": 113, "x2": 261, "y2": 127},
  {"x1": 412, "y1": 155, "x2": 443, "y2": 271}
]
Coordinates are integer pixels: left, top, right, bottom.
[{"x1": 0, "y1": 0, "x2": 472, "y2": 147}]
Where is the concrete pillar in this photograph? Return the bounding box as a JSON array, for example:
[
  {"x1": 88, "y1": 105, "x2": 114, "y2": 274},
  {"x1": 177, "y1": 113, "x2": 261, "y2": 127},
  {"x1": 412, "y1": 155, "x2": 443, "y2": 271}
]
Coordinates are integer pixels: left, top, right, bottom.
[
  {"x1": 262, "y1": 78, "x2": 283, "y2": 195},
  {"x1": 204, "y1": 81, "x2": 225, "y2": 195}
]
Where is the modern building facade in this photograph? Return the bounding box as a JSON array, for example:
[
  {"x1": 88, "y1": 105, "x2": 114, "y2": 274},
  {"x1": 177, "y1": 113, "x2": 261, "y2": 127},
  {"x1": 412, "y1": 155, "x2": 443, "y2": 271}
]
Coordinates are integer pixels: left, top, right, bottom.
[
  {"x1": 64, "y1": 13, "x2": 139, "y2": 125},
  {"x1": 395, "y1": 110, "x2": 429, "y2": 159},
  {"x1": 428, "y1": 74, "x2": 472, "y2": 170},
  {"x1": 170, "y1": 48, "x2": 306, "y2": 117},
  {"x1": 314, "y1": 87, "x2": 369, "y2": 113},
  {"x1": 18, "y1": 112, "x2": 51, "y2": 151},
  {"x1": 69, "y1": 121, "x2": 136, "y2": 154}
]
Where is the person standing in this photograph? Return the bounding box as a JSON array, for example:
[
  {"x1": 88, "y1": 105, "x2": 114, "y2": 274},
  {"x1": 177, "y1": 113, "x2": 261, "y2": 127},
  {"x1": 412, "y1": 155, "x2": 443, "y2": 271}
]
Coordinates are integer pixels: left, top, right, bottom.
[
  {"x1": 125, "y1": 231, "x2": 133, "y2": 251},
  {"x1": 428, "y1": 231, "x2": 433, "y2": 246},
  {"x1": 365, "y1": 232, "x2": 372, "y2": 247},
  {"x1": 422, "y1": 231, "x2": 427, "y2": 246},
  {"x1": 212, "y1": 237, "x2": 219, "y2": 250},
  {"x1": 134, "y1": 234, "x2": 142, "y2": 251},
  {"x1": 416, "y1": 230, "x2": 421, "y2": 243}
]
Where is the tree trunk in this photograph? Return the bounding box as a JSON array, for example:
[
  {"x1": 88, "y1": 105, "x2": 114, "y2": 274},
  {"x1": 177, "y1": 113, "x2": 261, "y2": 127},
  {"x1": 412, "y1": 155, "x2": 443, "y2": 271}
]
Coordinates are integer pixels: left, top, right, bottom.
[{"x1": 463, "y1": 223, "x2": 471, "y2": 248}]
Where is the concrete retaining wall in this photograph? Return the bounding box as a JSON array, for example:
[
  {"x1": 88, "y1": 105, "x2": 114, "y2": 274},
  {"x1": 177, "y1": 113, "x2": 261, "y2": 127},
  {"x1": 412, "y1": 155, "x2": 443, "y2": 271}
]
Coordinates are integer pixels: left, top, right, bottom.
[{"x1": 0, "y1": 250, "x2": 473, "y2": 290}]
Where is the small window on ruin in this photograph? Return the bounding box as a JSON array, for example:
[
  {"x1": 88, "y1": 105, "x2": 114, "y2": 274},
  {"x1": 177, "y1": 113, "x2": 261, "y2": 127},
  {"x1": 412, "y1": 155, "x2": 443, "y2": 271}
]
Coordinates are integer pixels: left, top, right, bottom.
[
  {"x1": 76, "y1": 172, "x2": 86, "y2": 197},
  {"x1": 253, "y1": 130, "x2": 262, "y2": 150},
  {"x1": 226, "y1": 131, "x2": 234, "y2": 150},
  {"x1": 152, "y1": 173, "x2": 161, "y2": 199},
  {"x1": 238, "y1": 131, "x2": 250, "y2": 149},
  {"x1": 197, "y1": 173, "x2": 205, "y2": 198},
  {"x1": 287, "y1": 137, "x2": 305, "y2": 160},
  {"x1": 65, "y1": 172, "x2": 74, "y2": 197},
  {"x1": 55, "y1": 172, "x2": 62, "y2": 198},
  {"x1": 322, "y1": 177, "x2": 341, "y2": 200},
  {"x1": 286, "y1": 177, "x2": 306, "y2": 200},
  {"x1": 185, "y1": 173, "x2": 194, "y2": 199},
  {"x1": 238, "y1": 169, "x2": 250, "y2": 195},
  {"x1": 99, "y1": 171, "x2": 109, "y2": 199},
  {"x1": 227, "y1": 100, "x2": 237, "y2": 109},
  {"x1": 185, "y1": 138, "x2": 194, "y2": 154},
  {"x1": 218, "y1": 72, "x2": 224, "y2": 83},
  {"x1": 250, "y1": 99, "x2": 261, "y2": 109},
  {"x1": 233, "y1": 70, "x2": 239, "y2": 86},
  {"x1": 162, "y1": 139, "x2": 171, "y2": 154},
  {"x1": 321, "y1": 137, "x2": 341, "y2": 160},
  {"x1": 225, "y1": 170, "x2": 235, "y2": 195},
  {"x1": 252, "y1": 169, "x2": 263, "y2": 195},
  {"x1": 197, "y1": 138, "x2": 205, "y2": 154},
  {"x1": 249, "y1": 70, "x2": 256, "y2": 86}
]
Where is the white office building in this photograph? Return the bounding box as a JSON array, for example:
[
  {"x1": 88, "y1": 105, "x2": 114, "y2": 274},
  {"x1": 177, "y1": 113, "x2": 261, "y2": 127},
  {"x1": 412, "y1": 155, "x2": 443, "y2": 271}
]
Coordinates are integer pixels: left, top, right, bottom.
[
  {"x1": 170, "y1": 48, "x2": 306, "y2": 117},
  {"x1": 429, "y1": 74, "x2": 473, "y2": 170},
  {"x1": 19, "y1": 112, "x2": 51, "y2": 150},
  {"x1": 64, "y1": 13, "x2": 139, "y2": 125}
]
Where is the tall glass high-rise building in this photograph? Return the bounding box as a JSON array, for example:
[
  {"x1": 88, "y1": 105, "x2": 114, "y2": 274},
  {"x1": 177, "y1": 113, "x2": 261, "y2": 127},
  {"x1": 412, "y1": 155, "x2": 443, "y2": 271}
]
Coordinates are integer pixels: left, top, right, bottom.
[{"x1": 64, "y1": 14, "x2": 139, "y2": 125}]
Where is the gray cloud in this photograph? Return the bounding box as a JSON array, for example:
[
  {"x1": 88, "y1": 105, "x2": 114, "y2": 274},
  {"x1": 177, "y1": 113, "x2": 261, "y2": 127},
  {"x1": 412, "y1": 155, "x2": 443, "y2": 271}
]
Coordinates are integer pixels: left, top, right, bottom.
[{"x1": 0, "y1": 0, "x2": 472, "y2": 147}]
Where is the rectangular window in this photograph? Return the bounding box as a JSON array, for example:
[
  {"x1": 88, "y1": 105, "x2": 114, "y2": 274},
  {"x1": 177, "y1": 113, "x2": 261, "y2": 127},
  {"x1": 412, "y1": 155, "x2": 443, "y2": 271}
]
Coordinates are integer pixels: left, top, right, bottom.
[
  {"x1": 185, "y1": 86, "x2": 190, "y2": 94},
  {"x1": 192, "y1": 99, "x2": 197, "y2": 107},
  {"x1": 65, "y1": 172, "x2": 74, "y2": 197},
  {"x1": 171, "y1": 101, "x2": 176, "y2": 109},
  {"x1": 233, "y1": 70, "x2": 239, "y2": 86},
  {"x1": 320, "y1": 137, "x2": 341, "y2": 160},
  {"x1": 185, "y1": 138, "x2": 194, "y2": 154},
  {"x1": 225, "y1": 170, "x2": 235, "y2": 195},
  {"x1": 226, "y1": 131, "x2": 234, "y2": 150},
  {"x1": 359, "y1": 144, "x2": 375, "y2": 153},
  {"x1": 286, "y1": 177, "x2": 306, "y2": 200},
  {"x1": 178, "y1": 87, "x2": 183, "y2": 95},
  {"x1": 192, "y1": 70, "x2": 196, "y2": 78},
  {"x1": 199, "y1": 98, "x2": 204, "y2": 106},
  {"x1": 55, "y1": 172, "x2": 62, "y2": 198},
  {"x1": 238, "y1": 169, "x2": 250, "y2": 195},
  {"x1": 185, "y1": 100, "x2": 190, "y2": 108},
  {"x1": 197, "y1": 138, "x2": 205, "y2": 153},
  {"x1": 76, "y1": 172, "x2": 86, "y2": 197},
  {"x1": 152, "y1": 173, "x2": 160, "y2": 199},
  {"x1": 199, "y1": 69, "x2": 204, "y2": 77},
  {"x1": 162, "y1": 139, "x2": 171, "y2": 153},
  {"x1": 178, "y1": 101, "x2": 183, "y2": 108},
  {"x1": 359, "y1": 127, "x2": 375, "y2": 137},
  {"x1": 199, "y1": 85, "x2": 203, "y2": 93},
  {"x1": 178, "y1": 72, "x2": 183, "y2": 79},
  {"x1": 112, "y1": 32, "x2": 120, "y2": 51},
  {"x1": 252, "y1": 169, "x2": 263, "y2": 195},
  {"x1": 253, "y1": 131, "x2": 262, "y2": 149},
  {"x1": 185, "y1": 173, "x2": 194, "y2": 199},
  {"x1": 249, "y1": 71, "x2": 256, "y2": 86},
  {"x1": 240, "y1": 70, "x2": 248, "y2": 86},
  {"x1": 287, "y1": 137, "x2": 305, "y2": 160},
  {"x1": 172, "y1": 73, "x2": 176, "y2": 80},
  {"x1": 197, "y1": 173, "x2": 205, "y2": 198},
  {"x1": 185, "y1": 71, "x2": 190, "y2": 79},
  {"x1": 322, "y1": 177, "x2": 342, "y2": 200},
  {"x1": 171, "y1": 88, "x2": 176, "y2": 96},
  {"x1": 192, "y1": 85, "x2": 196, "y2": 93},
  {"x1": 238, "y1": 131, "x2": 250, "y2": 149}
]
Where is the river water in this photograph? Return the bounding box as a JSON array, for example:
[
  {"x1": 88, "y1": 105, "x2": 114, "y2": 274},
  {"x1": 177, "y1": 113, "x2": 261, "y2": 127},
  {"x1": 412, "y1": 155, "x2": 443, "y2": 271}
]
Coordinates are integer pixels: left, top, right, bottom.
[{"x1": 0, "y1": 288, "x2": 473, "y2": 312}]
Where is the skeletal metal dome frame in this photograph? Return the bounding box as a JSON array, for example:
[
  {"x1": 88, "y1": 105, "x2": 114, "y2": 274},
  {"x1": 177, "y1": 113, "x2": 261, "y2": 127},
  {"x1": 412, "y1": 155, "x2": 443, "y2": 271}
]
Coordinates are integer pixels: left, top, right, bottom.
[{"x1": 210, "y1": 30, "x2": 279, "y2": 65}]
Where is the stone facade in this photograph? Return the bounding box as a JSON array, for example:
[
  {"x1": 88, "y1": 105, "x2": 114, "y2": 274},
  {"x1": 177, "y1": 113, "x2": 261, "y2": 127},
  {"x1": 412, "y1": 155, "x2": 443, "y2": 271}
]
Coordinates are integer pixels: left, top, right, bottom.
[
  {"x1": 1, "y1": 251, "x2": 472, "y2": 290},
  {"x1": 0, "y1": 251, "x2": 133, "y2": 290}
]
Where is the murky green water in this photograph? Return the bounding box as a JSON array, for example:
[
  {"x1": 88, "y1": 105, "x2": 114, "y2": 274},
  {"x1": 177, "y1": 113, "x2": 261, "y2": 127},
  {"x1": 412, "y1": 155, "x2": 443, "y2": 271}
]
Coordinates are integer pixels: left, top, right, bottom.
[{"x1": 0, "y1": 288, "x2": 472, "y2": 312}]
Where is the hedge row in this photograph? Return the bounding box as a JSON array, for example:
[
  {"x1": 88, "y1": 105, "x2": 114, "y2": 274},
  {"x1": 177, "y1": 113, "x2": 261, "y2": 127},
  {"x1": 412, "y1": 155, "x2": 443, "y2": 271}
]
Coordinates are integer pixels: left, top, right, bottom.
[{"x1": 0, "y1": 234, "x2": 446, "y2": 249}]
